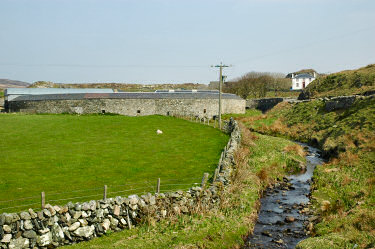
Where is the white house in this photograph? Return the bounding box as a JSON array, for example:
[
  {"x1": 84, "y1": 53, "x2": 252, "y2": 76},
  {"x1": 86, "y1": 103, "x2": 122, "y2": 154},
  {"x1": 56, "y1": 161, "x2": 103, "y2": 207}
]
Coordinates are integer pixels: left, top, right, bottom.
[{"x1": 291, "y1": 72, "x2": 316, "y2": 90}]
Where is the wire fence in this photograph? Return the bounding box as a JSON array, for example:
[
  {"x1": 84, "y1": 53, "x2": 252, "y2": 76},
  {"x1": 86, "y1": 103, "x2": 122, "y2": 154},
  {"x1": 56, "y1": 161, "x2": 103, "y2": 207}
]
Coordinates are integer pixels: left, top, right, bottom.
[
  {"x1": 0, "y1": 177, "x2": 204, "y2": 213},
  {"x1": 166, "y1": 113, "x2": 226, "y2": 130}
]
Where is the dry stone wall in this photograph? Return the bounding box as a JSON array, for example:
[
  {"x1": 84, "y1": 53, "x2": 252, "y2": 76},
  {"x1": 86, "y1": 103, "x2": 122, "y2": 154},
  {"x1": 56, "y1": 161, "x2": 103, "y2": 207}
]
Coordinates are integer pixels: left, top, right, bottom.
[
  {"x1": 246, "y1": 98, "x2": 285, "y2": 112},
  {"x1": 246, "y1": 94, "x2": 375, "y2": 113},
  {"x1": 0, "y1": 119, "x2": 241, "y2": 249},
  {"x1": 291, "y1": 94, "x2": 374, "y2": 111},
  {"x1": 324, "y1": 95, "x2": 358, "y2": 112}
]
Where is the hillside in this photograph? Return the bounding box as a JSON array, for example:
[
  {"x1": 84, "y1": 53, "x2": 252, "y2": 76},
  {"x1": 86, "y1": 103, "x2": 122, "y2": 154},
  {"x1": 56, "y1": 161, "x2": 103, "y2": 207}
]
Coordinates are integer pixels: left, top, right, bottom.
[
  {"x1": 299, "y1": 64, "x2": 375, "y2": 99},
  {"x1": 237, "y1": 97, "x2": 375, "y2": 248},
  {"x1": 0, "y1": 79, "x2": 30, "y2": 89}
]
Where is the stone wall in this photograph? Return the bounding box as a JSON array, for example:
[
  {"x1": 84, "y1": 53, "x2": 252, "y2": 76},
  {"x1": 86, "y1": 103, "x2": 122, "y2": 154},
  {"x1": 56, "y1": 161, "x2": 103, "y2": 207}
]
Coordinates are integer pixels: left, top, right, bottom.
[
  {"x1": 8, "y1": 98, "x2": 246, "y2": 118},
  {"x1": 0, "y1": 119, "x2": 241, "y2": 249},
  {"x1": 324, "y1": 95, "x2": 357, "y2": 112},
  {"x1": 246, "y1": 95, "x2": 374, "y2": 113},
  {"x1": 291, "y1": 94, "x2": 374, "y2": 112},
  {"x1": 246, "y1": 98, "x2": 289, "y2": 112}
]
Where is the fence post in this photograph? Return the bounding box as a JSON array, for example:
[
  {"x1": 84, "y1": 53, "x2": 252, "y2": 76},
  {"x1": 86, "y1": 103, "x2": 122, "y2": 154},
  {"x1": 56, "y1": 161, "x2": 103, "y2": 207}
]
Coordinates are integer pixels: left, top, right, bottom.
[
  {"x1": 213, "y1": 168, "x2": 219, "y2": 182},
  {"x1": 201, "y1": 172, "x2": 209, "y2": 188},
  {"x1": 103, "y1": 185, "x2": 107, "y2": 201},
  {"x1": 126, "y1": 208, "x2": 132, "y2": 230},
  {"x1": 41, "y1": 192, "x2": 45, "y2": 209},
  {"x1": 156, "y1": 178, "x2": 160, "y2": 194}
]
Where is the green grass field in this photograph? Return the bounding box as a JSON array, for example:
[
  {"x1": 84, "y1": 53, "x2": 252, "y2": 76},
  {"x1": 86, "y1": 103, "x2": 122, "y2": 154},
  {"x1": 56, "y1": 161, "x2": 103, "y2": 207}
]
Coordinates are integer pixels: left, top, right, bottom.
[
  {"x1": 66, "y1": 127, "x2": 306, "y2": 249},
  {"x1": 0, "y1": 114, "x2": 229, "y2": 213}
]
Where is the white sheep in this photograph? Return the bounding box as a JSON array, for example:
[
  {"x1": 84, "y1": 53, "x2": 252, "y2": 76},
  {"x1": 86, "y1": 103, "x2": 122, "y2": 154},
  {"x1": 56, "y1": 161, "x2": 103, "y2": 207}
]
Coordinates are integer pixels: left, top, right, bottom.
[{"x1": 156, "y1": 129, "x2": 163, "y2": 134}]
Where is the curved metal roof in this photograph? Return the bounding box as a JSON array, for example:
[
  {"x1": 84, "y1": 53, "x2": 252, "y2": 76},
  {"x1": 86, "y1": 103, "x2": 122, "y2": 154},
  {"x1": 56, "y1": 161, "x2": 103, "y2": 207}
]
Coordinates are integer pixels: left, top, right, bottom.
[
  {"x1": 11, "y1": 92, "x2": 243, "y2": 101},
  {"x1": 5, "y1": 88, "x2": 114, "y2": 95}
]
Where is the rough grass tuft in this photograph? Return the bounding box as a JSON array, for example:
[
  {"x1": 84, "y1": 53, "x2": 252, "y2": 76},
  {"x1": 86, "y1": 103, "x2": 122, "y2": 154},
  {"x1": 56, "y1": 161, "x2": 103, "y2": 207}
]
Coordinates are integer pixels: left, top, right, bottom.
[
  {"x1": 256, "y1": 168, "x2": 268, "y2": 182},
  {"x1": 284, "y1": 144, "x2": 307, "y2": 158}
]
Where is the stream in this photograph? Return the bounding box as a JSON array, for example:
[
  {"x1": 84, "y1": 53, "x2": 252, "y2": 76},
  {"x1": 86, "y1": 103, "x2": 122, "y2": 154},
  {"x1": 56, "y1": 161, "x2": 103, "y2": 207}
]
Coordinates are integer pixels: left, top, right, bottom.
[{"x1": 244, "y1": 143, "x2": 324, "y2": 249}]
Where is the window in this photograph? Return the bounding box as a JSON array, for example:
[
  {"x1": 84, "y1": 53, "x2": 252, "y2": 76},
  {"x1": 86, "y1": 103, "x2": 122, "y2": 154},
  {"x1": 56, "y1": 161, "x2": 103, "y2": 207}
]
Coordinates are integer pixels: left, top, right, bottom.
[
  {"x1": 137, "y1": 110, "x2": 141, "y2": 114},
  {"x1": 296, "y1": 83, "x2": 299, "y2": 87},
  {"x1": 204, "y1": 109, "x2": 206, "y2": 114},
  {"x1": 167, "y1": 111, "x2": 170, "y2": 116},
  {"x1": 101, "y1": 110, "x2": 105, "y2": 114}
]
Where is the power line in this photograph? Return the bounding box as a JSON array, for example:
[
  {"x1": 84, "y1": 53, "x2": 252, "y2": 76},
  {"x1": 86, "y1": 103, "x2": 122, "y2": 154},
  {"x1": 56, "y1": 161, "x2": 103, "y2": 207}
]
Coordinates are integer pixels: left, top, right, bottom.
[
  {"x1": 1, "y1": 25, "x2": 373, "y2": 82},
  {"x1": 233, "y1": 25, "x2": 375, "y2": 66},
  {"x1": 0, "y1": 63, "x2": 209, "y2": 68}
]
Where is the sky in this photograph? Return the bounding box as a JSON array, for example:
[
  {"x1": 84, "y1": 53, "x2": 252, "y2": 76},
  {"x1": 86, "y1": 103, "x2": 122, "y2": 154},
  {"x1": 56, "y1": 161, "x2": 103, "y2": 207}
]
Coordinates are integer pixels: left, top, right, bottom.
[{"x1": 0, "y1": 0, "x2": 375, "y2": 84}]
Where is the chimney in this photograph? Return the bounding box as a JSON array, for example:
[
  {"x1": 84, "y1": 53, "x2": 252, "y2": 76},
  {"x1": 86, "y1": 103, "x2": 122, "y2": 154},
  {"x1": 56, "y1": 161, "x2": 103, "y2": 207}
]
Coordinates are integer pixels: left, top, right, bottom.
[
  {"x1": 292, "y1": 73, "x2": 295, "y2": 78},
  {"x1": 313, "y1": 72, "x2": 316, "y2": 78}
]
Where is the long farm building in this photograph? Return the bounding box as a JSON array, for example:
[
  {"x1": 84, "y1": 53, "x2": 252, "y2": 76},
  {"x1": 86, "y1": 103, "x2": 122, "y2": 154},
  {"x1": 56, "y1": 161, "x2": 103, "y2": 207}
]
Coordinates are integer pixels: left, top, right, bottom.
[{"x1": 4, "y1": 88, "x2": 246, "y2": 118}]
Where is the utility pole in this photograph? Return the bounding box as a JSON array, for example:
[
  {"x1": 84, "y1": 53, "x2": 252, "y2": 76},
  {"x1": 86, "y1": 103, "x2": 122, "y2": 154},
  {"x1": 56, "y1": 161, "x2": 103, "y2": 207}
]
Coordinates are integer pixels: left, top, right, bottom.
[{"x1": 212, "y1": 62, "x2": 230, "y2": 129}]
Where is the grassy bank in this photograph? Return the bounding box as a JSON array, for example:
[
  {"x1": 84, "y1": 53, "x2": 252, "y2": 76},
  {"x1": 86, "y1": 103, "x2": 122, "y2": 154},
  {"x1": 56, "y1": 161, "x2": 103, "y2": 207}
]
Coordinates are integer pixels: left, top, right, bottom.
[
  {"x1": 302, "y1": 64, "x2": 375, "y2": 98},
  {"x1": 238, "y1": 99, "x2": 375, "y2": 248},
  {"x1": 67, "y1": 124, "x2": 306, "y2": 249},
  {"x1": 264, "y1": 90, "x2": 300, "y2": 98},
  {"x1": 0, "y1": 114, "x2": 228, "y2": 212}
]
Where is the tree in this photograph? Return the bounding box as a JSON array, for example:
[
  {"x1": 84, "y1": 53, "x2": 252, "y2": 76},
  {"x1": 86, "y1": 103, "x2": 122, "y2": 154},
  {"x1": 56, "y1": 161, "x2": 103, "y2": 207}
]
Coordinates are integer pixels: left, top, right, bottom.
[{"x1": 224, "y1": 71, "x2": 290, "y2": 99}]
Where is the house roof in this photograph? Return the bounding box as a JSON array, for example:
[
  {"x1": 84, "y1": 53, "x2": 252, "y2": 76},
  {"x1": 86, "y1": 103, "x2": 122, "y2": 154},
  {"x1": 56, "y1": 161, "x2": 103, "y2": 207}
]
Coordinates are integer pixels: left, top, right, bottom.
[
  {"x1": 10, "y1": 92, "x2": 243, "y2": 102},
  {"x1": 295, "y1": 73, "x2": 314, "y2": 79}
]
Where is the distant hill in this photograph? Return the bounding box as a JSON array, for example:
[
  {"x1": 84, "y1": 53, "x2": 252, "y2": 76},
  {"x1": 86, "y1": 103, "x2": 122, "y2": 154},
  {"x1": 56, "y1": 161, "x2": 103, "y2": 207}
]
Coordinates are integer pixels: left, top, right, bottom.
[
  {"x1": 0, "y1": 79, "x2": 30, "y2": 89},
  {"x1": 29, "y1": 81, "x2": 208, "y2": 91},
  {"x1": 299, "y1": 64, "x2": 375, "y2": 99}
]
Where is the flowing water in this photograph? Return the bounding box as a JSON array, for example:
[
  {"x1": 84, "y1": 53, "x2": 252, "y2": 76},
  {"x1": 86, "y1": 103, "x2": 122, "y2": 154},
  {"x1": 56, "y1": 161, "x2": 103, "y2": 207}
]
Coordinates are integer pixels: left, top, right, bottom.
[{"x1": 244, "y1": 144, "x2": 324, "y2": 249}]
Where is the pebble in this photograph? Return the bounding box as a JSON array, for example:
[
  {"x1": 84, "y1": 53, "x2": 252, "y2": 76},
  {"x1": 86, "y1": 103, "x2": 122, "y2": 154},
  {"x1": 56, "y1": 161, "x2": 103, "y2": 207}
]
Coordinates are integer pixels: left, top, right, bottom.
[
  {"x1": 285, "y1": 216, "x2": 295, "y2": 223},
  {"x1": 261, "y1": 231, "x2": 272, "y2": 237},
  {"x1": 275, "y1": 239, "x2": 284, "y2": 244}
]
